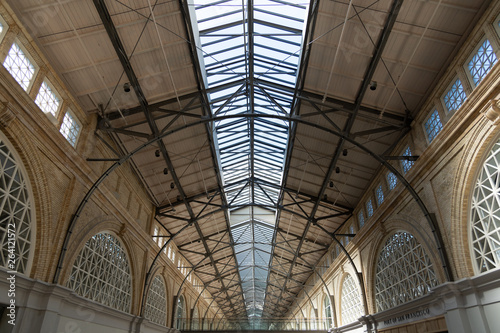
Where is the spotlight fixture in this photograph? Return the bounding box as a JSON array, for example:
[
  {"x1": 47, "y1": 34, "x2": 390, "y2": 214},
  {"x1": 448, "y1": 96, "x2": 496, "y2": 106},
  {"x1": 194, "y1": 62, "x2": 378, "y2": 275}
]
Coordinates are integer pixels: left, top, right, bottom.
[
  {"x1": 343, "y1": 149, "x2": 348, "y2": 156},
  {"x1": 123, "y1": 82, "x2": 131, "y2": 93},
  {"x1": 369, "y1": 81, "x2": 377, "y2": 91},
  {"x1": 329, "y1": 181, "x2": 334, "y2": 188},
  {"x1": 170, "y1": 182, "x2": 174, "y2": 189},
  {"x1": 155, "y1": 149, "x2": 160, "y2": 157},
  {"x1": 163, "y1": 168, "x2": 168, "y2": 175},
  {"x1": 335, "y1": 167, "x2": 340, "y2": 174}
]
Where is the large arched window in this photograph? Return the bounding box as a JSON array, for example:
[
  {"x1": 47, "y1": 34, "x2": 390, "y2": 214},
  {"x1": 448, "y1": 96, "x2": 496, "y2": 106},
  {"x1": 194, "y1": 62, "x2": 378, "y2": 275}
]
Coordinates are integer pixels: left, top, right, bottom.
[
  {"x1": 374, "y1": 231, "x2": 438, "y2": 312},
  {"x1": 340, "y1": 273, "x2": 363, "y2": 325},
  {"x1": 192, "y1": 306, "x2": 199, "y2": 330},
  {"x1": 176, "y1": 295, "x2": 186, "y2": 330},
  {"x1": 0, "y1": 134, "x2": 35, "y2": 275},
  {"x1": 323, "y1": 295, "x2": 333, "y2": 329},
  {"x1": 471, "y1": 138, "x2": 500, "y2": 273},
  {"x1": 66, "y1": 232, "x2": 132, "y2": 313},
  {"x1": 309, "y1": 308, "x2": 317, "y2": 330},
  {"x1": 144, "y1": 275, "x2": 167, "y2": 326}
]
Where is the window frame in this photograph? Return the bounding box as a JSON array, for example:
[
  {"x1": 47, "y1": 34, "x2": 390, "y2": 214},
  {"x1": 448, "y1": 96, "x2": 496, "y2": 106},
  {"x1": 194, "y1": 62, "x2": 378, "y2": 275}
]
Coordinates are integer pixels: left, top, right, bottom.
[
  {"x1": 401, "y1": 146, "x2": 415, "y2": 174},
  {"x1": 0, "y1": 132, "x2": 36, "y2": 275},
  {"x1": 441, "y1": 77, "x2": 467, "y2": 114},
  {"x1": 35, "y1": 78, "x2": 62, "y2": 119},
  {"x1": 3, "y1": 39, "x2": 39, "y2": 93},
  {"x1": 59, "y1": 108, "x2": 81, "y2": 147},
  {"x1": 422, "y1": 108, "x2": 444, "y2": 144},
  {"x1": 463, "y1": 36, "x2": 499, "y2": 88},
  {"x1": 0, "y1": 14, "x2": 9, "y2": 44}
]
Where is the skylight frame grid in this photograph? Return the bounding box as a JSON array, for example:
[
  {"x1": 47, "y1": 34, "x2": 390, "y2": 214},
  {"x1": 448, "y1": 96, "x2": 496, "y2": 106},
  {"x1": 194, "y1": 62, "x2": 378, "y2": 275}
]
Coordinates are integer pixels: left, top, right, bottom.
[{"x1": 192, "y1": 0, "x2": 308, "y2": 320}]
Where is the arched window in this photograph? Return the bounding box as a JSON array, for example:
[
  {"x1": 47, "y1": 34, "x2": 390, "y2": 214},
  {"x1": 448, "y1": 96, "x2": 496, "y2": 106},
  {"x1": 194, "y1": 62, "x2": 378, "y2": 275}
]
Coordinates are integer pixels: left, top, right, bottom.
[
  {"x1": 0, "y1": 134, "x2": 35, "y2": 275},
  {"x1": 144, "y1": 275, "x2": 167, "y2": 326},
  {"x1": 66, "y1": 232, "x2": 132, "y2": 313},
  {"x1": 309, "y1": 308, "x2": 317, "y2": 330},
  {"x1": 340, "y1": 274, "x2": 363, "y2": 325},
  {"x1": 471, "y1": 138, "x2": 500, "y2": 272},
  {"x1": 176, "y1": 295, "x2": 186, "y2": 330},
  {"x1": 374, "y1": 232, "x2": 438, "y2": 312},
  {"x1": 323, "y1": 295, "x2": 333, "y2": 329},
  {"x1": 192, "y1": 306, "x2": 200, "y2": 330}
]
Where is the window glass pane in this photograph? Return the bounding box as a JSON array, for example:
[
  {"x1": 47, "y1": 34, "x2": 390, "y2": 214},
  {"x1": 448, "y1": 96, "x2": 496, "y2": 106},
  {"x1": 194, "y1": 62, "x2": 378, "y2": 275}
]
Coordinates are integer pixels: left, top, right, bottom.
[
  {"x1": 35, "y1": 80, "x2": 60, "y2": 117},
  {"x1": 387, "y1": 172, "x2": 397, "y2": 190},
  {"x1": 366, "y1": 199, "x2": 374, "y2": 218},
  {"x1": 144, "y1": 275, "x2": 167, "y2": 326},
  {"x1": 375, "y1": 232, "x2": 438, "y2": 311},
  {"x1": 468, "y1": 39, "x2": 497, "y2": 85},
  {"x1": 323, "y1": 296, "x2": 332, "y2": 329},
  {"x1": 471, "y1": 138, "x2": 500, "y2": 273},
  {"x1": 176, "y1": 296, "x2": 186, "y2": 330},
  {"x1": 376, "y1": 185, "x2": 384, "y2": 206},
  {"x1": 60, "y1": 111, "x2": 81, "y2": 147},
  {"x1": 443, "y1": 79, "x2": 466, "y2": 112},
  {"x1": 424, "y1": 110, "x2": 443, "y2": 143},
  {"x1": 3, "y1": 43, "x2": 35, "y2": 91},
  {"x1": 0, "y1": 136, "x2": 34, "y2": 274},
  {"x1": 341, "y1": 274, "x2": 363, "y2": 325},
  {"x1": 66, "y1": 233, "x2": 132, "y2": 312},
  {"x1": 402, "y1": 146, "x2": 414, "y2": 174},
  {"x1": 358, "y1": 211, "x2": 365, "y2": 228}
]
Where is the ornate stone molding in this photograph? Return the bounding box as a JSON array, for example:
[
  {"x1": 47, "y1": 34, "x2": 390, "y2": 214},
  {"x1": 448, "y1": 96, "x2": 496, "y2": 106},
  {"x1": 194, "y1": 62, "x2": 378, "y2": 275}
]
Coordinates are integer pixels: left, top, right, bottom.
[
  {"x1": 0, "y1": 102, "x2": 16, "y2": 128},
  {"x1": 480, "y1": 99, "x2": 500, "y2": 125}
]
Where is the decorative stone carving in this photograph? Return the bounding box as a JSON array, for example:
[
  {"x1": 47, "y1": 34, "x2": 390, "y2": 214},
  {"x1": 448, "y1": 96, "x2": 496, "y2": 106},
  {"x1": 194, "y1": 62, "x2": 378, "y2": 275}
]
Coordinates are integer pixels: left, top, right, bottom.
[
  {"x1": 0, "y1": 102, "x2": 16, "y2": 127},
  {"x1": 481, "y1": 99, "x2": 500, "y2": 125}
]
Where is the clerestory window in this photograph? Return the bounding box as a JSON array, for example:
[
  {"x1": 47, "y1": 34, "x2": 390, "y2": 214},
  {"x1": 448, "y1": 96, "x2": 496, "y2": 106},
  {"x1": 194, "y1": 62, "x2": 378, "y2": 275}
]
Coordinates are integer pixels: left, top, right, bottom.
[{"x1": 3, "y1": 42, "x2": 36, "y2": 91}]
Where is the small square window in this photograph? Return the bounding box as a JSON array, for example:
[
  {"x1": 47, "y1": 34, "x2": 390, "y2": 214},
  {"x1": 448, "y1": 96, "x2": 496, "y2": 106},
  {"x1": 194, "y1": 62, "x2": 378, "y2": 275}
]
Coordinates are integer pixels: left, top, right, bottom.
[
  {"x1": 358, "y1": 211, "x2": 365, "y2": 228},
  {"x1": 0, "y1": 15, "x2": 9, "y2": 43},
  {"x1": 424, "y1": 110, "x2": 443, "y2": 143},
  {"x1": 3, "y1": 42, "x2": 36, "y2": 91},
  {"x1": 60, "y1": 110, "x2": 81, "y2": 147},
  {"x1": 467, "y1": 39, "x2": 497, "y2": 86},
  {"x1": 349, "y1": 225, "x2": 354, "y2": 234},
  {"x1": 443, "y1": 78, "x2": 466, "y2": 113},
  {"x1": 376, "y1": 185, "x2": 384, "y2": 206},
  {"x1": 387, "y1": 172, "x2": 397, "y2": 190},
  {"x1": 35, "y1": 80, "x2": 61, "y2": 117},
  {"x1": 402, "y1": 146, "x2": 414, "y2": 174},
  {"x1": 366, "y1": 199, "x2": 374, "y2": 218}
]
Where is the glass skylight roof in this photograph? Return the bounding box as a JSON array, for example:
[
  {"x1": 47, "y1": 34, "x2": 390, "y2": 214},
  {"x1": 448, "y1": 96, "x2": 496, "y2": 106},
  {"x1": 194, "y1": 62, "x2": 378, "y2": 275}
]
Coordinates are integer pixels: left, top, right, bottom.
[{"x1": 192, "y1": 0, "x2": 308, "y2": 322}]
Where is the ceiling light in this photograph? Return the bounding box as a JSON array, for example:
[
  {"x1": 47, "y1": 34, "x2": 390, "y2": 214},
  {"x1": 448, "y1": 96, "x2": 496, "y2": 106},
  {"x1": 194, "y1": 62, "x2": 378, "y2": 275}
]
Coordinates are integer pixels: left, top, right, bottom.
[
  {"x1": 329, "y1": 181, "x2": 333, "y2": 188},
  {"x1": 170, "y1": 182, "x2": 174, "y2": 189},
  {"x1": 343, "y1": 149, "x2": 348, "y2": 156},
  {"x1": 163, "y1": 168, "x2": 168, "y2": 175},
  {"x1": 155, "y1": 149, "x2": 160, "y2": 157},
  {"x1": 370, "y1": 81, "x2": 377, "y2": 91},
  {"x1": 123, "y1": 82, "x2": 130, "y2": 92},
  {"x1": 336, "y1": 167, "x2": 340, "y2": 174}
]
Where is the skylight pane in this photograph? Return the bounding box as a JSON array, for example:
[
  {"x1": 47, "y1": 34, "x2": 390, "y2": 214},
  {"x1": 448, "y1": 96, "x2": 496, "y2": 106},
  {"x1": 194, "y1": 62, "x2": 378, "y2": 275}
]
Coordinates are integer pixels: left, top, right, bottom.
[
  {"x1": 3, "y1": 42, "x2": 35, "y2": 91},
  {"x1": 192, "y1": 0, "x2": 308, "y2": 321}
]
